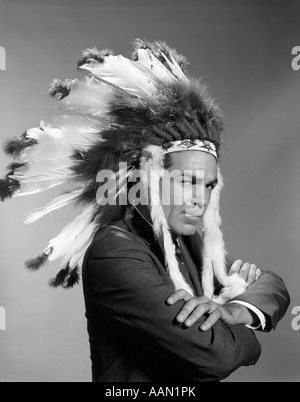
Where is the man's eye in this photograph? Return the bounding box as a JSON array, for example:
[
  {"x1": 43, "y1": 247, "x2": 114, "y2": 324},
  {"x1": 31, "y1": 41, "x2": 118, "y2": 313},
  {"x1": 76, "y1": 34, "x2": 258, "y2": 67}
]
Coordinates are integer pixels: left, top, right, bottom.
[{"x1": 206, "y1": 184, "x2": 215, "y2": 191}]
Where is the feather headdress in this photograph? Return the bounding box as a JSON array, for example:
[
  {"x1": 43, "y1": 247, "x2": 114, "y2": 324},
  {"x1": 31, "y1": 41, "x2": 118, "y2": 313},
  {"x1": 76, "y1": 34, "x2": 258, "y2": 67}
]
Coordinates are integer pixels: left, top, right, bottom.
[{"x1": 0, "y1": 39, "x2": 247, "y2": 301}]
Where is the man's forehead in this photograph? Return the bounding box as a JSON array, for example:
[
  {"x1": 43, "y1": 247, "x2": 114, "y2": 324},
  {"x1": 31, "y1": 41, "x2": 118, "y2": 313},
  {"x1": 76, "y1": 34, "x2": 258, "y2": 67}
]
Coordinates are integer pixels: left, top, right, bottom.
[{"x1": 167, "y1": 150, "x2": 217, "y2": 173}]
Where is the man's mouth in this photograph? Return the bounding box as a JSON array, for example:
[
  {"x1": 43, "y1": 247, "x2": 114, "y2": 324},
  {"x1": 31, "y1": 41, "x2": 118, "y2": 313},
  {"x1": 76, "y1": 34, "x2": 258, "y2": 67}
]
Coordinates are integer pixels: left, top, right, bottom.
[
  {"x1": 183, "y1": 212, "x2": 202, "y2": 222},
  {"x1": 184, "y1": 208, "x2": 204, "y2": 218}
]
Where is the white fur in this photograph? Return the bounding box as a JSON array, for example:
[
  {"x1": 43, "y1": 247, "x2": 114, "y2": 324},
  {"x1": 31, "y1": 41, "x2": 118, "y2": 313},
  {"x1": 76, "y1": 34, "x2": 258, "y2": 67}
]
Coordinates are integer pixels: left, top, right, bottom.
[
  {"x1": 202, "y1": 167, "x2": 248, "y2": 304},
  {"x1": 140, "y1": 145, "x2": 194, "y2": 296}
]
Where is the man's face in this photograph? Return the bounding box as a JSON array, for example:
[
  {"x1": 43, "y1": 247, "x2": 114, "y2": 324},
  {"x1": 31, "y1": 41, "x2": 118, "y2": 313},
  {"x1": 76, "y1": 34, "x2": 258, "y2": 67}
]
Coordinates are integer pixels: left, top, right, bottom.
[{"x1": 161, "y1": 150, "x2": 218, "y2": 238}]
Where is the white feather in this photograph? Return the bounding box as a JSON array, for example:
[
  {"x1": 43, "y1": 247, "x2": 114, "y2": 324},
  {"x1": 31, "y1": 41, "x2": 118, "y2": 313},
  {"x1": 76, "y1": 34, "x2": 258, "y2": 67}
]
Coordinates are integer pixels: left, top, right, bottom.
[
  {"x1": 62, "y1": 221, "x2": 98, "y2": 269},
  {"x1": 23, "y1": 189, "x2": 82, "y2": 224},
  {"x1": 10, "y1": 114, "x2": 104, "y2": 196},
  {"x1": 40, "y1": 115, "x2": 102, "y2": 143},
  {"x1": 11, "y1": 160, "x2": 74, "y2": 185},
  {"x1": 48, "y1": 205, "x2": 95, "y2": 263},
  {"x1": 19, "y1": 117, "x2": 101, "y2": 164},
  {"x1": 137, "y1": 49, "x2": 175, "y2": 84},
  {"x1": 113, "y1": 166, "x2": 135, "y2": 203},
  {"x1": 12, "y1": 179, "x2": 66, "y2": 197},
  {"x1": 80, "y1": 55, "x2": 158, "y2": 98},
  {"x1": 29, "y1": 116, "x2": 100, "y2": 146},
  {"x1": 161, "y1": 52, "x2": 189, "y2": 83},
  {"x1": 57, "y1": 76, "x2": 114, "y2": 118},
  {"x1": 15, "y1": 159, "x2": 74, "y2": 175},
  {"x1": 10, "y1": 159, "x2": 74, "y2": 196}
]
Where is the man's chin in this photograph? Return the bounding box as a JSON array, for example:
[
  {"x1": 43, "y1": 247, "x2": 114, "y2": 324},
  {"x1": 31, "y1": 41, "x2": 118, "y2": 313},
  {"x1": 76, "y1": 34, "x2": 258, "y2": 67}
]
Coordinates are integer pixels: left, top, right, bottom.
[{"x1": 176, "y1": 223, "x2": 199, "y2": 236}]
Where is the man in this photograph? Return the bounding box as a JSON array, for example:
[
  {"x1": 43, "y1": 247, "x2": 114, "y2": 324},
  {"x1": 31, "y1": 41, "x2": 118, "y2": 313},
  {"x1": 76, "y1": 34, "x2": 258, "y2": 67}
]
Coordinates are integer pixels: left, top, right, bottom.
[
  {"x1": 82, "y1": 148, "x2": 289, "y2": 382},
  {"x1": 0, "y1": 39, "x2": 290, "y2": 382}
]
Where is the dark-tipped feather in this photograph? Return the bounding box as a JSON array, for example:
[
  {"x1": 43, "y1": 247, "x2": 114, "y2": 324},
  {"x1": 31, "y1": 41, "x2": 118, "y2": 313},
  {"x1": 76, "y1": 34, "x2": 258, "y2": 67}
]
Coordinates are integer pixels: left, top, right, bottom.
[
  {"x1": 48, "y1": 79, "x2": 72, "y2": 100},
  {"x1": 3, "y1": 132, "x2": 37, "y2": 157},
  {"x1": 77, "y1": 47, "x2": 114, "y2": 69},
  {"x1": 25, "y1": 252, "x2": 49, "y2": 271},
  {"x1": 7, "y1": 162, "x2": 26, "y2": 172},
  {"x1": 64, "y1": 267, "x2": 80, "y2": 288},
  {"x1": 0, "y1": 176, "x2": 20, "y2": 201},
  {"x1": 48, "y1": 267, "x2": 70, "y2": 288},
  {"x1": 132, "y1": 38, "x2": 189, "y2": 73}
]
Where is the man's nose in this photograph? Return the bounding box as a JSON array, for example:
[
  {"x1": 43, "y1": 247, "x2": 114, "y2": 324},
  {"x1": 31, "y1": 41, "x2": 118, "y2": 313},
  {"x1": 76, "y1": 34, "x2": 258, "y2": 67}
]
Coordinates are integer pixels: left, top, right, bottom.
[
  {"x1": 190, "y1": 196, "x2": 205, "y2": 213},
  {"x1": 192, "y1": 186, "x2": 205, "y2": 205}
]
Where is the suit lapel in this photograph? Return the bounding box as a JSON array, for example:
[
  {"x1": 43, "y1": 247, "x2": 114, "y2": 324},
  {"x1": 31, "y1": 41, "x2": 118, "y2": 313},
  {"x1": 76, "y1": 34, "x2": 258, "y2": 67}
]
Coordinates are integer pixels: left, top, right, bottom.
[{"x1": 179, "y1": 234, "x2": 204, "y2": 296}]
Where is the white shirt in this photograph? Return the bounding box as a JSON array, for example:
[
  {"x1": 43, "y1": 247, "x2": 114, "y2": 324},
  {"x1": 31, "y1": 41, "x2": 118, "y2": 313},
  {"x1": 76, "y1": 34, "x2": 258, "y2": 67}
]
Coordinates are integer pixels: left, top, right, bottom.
[{"x1": 228, "y1": 300, "x2": 266, "y2": 330}]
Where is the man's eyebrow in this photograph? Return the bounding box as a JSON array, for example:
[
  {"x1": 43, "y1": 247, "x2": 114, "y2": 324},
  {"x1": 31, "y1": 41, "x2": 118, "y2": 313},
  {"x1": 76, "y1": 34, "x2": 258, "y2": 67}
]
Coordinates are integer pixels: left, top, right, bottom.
[
  {"x1": 179, "y1": 174, "x2": 218, "y2": 185},
  {"x1": 179, "y1": 173, "x2": 218, "y2": 185},
  {"x1": 208, "y1": 177, "x2": 218, "y2": 185}
]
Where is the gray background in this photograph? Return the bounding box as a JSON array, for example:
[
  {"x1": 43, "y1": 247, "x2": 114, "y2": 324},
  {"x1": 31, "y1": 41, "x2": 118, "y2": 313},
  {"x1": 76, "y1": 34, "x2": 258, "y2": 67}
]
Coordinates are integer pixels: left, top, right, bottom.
[{"x1": 0, "y1": 0, "x2": 299, "y2": 382}]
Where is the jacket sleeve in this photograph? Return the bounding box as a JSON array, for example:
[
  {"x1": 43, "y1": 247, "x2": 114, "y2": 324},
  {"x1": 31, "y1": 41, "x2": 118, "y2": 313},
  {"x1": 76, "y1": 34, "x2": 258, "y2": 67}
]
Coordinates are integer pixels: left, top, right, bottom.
[
  {"x1": 230, "y1": 270, "x2": 290, "y2": 332},
  {"x1": 84, "y1": 230, "x2": 261, "y2": 382}
]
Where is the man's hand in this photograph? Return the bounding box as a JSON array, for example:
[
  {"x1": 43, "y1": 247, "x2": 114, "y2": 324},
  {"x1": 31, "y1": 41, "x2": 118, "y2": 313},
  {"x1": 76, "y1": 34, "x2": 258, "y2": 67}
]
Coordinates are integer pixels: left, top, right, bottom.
[
  {"x1": 167, "y1": 290, "x2": 258, "y2": 330},
  {"x1": 212, "y1": 259, "x2": 262, "y2": 304},
  {"x1": 167, "y1": 260, "x2": 262, "y2": 330},
  {"x1": 228, "y1": 259, "x2": 261, "y2": 283}
]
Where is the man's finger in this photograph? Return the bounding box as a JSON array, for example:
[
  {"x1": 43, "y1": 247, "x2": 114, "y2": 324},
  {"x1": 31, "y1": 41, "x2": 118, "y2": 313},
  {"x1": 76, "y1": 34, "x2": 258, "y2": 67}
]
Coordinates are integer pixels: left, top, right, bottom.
[
  {"x1": 200, "y1": 309, "x2": 222, "y2": 331},
  {"x1": 247, "y1": 264, "x2": 257, "y2": 284},
  {"x1": 228, "y1": 259, "x2": 243, "y2": 276},
  {"x1": 255, "y1": 268, "x2": 262, "y2": 281},
  {"x1": 166, "y1": 289, "x2": 192, "y2": 304},
  {"x1": 183, "y1": 303, "x2": 211, "y2": 327},
  {"x1": 239, "y1": 262, "x2": 250, "y2": 281},
  {"x1": 176, "y1": 298, "x2": 210, "y2": 323}
]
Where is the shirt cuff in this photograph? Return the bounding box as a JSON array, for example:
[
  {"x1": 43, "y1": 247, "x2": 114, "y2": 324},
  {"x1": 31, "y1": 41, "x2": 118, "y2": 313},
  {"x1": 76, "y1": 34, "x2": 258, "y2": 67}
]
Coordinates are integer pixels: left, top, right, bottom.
[{"x1": 228, "y1": 300, "x2": 266, "y2": 330}]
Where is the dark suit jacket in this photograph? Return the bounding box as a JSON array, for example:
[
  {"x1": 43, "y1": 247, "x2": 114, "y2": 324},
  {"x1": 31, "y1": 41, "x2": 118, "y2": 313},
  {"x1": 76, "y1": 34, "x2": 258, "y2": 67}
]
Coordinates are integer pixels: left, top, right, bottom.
[{"x1": 82, "y1": 205, "x2": 290, "y2": 382}]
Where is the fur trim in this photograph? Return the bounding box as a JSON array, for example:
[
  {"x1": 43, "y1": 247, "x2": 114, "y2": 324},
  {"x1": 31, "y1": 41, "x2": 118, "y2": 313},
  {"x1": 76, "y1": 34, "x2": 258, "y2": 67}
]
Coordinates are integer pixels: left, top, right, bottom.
[
  {"x1": 140, "y1": 145, "x2": 194, "y2": 295},
  {"x1": 202, "y1": 168, "x2": 248, "y2": 304}
]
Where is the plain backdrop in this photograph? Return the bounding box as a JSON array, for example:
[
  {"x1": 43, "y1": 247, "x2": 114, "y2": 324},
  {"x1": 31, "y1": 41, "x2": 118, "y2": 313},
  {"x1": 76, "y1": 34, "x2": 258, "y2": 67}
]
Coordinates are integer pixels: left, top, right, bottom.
[{"x1": 0, "y1": 0, "x2": 299, "y2": 382}]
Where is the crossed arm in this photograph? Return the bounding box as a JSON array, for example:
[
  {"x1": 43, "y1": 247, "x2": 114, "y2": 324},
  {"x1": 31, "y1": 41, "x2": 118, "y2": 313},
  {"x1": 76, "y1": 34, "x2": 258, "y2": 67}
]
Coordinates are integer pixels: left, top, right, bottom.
[{"x1": 167, "y1": 259, "x2": 290, "y2": 332}]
